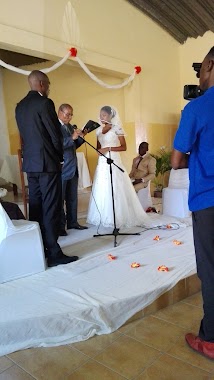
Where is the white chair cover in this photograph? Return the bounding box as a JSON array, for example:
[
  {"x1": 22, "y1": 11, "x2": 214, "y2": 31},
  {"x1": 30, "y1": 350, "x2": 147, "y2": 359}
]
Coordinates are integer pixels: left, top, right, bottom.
[
  {"x1": 168, "y1": 168, "x2": 189, "y2": 189},
  {"x1": 162, "y1": 188, "x2": 191, "y2": 218},
  {"x1": 137, "y1": 181, "x2": 153, "y2": 211},
  {"x1": 0, "y1": 204, "x2": 46, "y2": 283},
  {"x1": 162, "y1": 169, "x2": 191, "y2": 218}
]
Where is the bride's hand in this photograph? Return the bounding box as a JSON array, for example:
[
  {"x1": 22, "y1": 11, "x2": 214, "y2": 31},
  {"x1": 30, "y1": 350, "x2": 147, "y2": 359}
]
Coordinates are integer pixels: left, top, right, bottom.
[{"x1": 98, "y1": 147, "x2": 109, "y2": 155}]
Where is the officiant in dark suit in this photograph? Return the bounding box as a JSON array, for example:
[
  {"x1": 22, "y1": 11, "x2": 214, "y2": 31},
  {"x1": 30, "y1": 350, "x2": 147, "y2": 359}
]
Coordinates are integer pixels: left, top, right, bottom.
[
  {"x1": 58, "y1": 104, "x2": 88, "y2": 235},
  {"x1": 15, "y1": 71, "x2": 78, "y2": 267}
]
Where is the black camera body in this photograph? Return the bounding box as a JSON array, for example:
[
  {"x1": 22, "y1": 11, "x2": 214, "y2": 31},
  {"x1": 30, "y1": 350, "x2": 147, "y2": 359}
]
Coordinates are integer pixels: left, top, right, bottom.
[
  {"x1": 192, "y1": 63, "x2": 202, "y2": 78},
  {"x1": 183, "y1": 85, "x2": 202, "y2": 100},
  {"x1": 183, "y1": 63, "x2": 204, "y2": 100}
]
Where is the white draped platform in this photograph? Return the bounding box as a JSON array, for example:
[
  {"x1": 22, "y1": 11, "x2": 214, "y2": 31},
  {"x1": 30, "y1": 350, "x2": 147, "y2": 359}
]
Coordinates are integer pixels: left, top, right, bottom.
[{"x1": 0, "y1": 214, "x2": 196, "y2": 357}]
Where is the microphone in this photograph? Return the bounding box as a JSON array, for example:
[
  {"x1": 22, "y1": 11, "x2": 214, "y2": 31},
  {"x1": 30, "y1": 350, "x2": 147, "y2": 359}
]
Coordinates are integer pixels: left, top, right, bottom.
[
  {"x1": 73, "y1": 124, "x2": 78, "y2": 129},
  {"x1": 100, "y1": 120, "x2": 112, "y2": 125}
]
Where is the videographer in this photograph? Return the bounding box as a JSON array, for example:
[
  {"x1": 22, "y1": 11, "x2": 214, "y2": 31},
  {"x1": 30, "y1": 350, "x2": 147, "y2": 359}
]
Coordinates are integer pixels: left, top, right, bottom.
[{"x1": 171, "y1": 47, "x2": 214, "y2": 360}]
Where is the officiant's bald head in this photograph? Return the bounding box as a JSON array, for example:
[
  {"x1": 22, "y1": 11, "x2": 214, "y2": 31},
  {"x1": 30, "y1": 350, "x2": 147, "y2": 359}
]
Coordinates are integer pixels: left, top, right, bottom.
[{"x1": 28, "y1": 70, "x2": 50, "y2": 97}]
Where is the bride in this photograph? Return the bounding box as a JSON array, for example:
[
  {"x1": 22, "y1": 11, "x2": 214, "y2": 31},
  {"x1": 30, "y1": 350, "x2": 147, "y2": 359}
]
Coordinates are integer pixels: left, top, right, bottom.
[{"x1": 87, "y1": 105, "x2": 150, "y2": 228}]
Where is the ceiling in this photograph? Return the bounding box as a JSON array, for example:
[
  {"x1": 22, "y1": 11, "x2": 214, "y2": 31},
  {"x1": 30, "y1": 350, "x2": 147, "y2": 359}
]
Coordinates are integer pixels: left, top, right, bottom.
[
  {"x1": 0, "y1": 49, "x2": 47, "y2": 67},
  {"x1": 0, "y1": 1, "x2": 213, "y2": 67},
  {"x1": 126, "y1": 0, "x2": 214, "y2": 44}
]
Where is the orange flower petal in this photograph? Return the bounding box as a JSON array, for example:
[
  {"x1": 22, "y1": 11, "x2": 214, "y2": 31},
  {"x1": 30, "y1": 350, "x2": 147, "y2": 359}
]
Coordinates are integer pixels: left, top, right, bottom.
[
  {"x1": 173, "y1": 240, "x2": 182, "y2": 245},
  {"x1": 158, "y1": 265, "x2": 169, "y2": 272},
  {"x1": 108, "y1": 254, "x2": 116, "y2": 260},
  {"x1": 131, "y1": 262, "x2": 141, "y2": 268}
]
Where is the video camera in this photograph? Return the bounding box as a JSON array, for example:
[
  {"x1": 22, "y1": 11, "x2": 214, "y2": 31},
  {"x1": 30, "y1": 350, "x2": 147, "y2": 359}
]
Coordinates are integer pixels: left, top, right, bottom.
[{"x1": 183, "y1": 63, "x2": 204, "y2": 100}]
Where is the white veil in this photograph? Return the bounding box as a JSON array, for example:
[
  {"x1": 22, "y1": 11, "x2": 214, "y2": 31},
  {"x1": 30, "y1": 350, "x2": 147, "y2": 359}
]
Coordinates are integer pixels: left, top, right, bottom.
[{"x1": 99, "y1": 105, "x2": 125, "y2": 136}]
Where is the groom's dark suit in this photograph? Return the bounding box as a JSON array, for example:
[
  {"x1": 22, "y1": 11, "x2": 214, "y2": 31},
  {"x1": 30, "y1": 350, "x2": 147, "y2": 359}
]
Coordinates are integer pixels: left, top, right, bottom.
[{"x1": 15, "y1": 90, "x2": 63, "y2": 259}]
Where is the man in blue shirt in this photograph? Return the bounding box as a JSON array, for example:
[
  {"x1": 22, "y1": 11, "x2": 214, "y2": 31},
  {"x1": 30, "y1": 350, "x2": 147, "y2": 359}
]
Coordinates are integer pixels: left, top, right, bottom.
[{"x1": 171, "y1": 47, "x2": 214, "y2": 360}]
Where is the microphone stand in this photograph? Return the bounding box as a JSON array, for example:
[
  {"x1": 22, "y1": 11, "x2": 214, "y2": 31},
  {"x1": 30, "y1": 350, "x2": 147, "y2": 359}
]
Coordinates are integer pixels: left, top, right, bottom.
[{"x1": 80, "y1": 136, "x2": 140, "y2": 247}]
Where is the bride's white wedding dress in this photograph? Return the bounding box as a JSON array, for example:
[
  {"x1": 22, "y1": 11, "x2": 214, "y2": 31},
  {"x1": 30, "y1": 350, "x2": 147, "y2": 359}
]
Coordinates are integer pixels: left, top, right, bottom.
[{"x1": 87, "y1": 126, "x2": 149, "y2": 228}]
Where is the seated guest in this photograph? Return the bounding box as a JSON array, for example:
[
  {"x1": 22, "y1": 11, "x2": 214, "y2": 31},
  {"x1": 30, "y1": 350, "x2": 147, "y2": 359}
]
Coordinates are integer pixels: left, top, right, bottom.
[{"x1": 129, "y1": 142, "x2": 156, "y2": 192}]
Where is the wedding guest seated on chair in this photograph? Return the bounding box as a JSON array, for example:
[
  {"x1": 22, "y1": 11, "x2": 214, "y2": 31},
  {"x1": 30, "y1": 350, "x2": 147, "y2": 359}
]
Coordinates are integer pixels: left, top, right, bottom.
[{"x1": 129, "y1": 142, "x2": 156, "y2": 192}]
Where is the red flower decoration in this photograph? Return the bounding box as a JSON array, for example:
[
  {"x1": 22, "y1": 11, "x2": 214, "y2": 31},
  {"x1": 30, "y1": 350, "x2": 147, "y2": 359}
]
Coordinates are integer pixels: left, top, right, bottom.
[
  {"x1": 135, "y1": 66, "x2": 141, "y2": 74},
  {"x1": 69, "y1": 47, "x2": 77, "y2": 57}
]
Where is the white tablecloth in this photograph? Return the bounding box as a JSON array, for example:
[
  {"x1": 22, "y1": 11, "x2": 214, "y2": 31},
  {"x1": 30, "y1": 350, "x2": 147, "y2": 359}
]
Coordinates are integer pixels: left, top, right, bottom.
[
  {"x1": 0, "y1": 152, "x2": 91, "y2": 190},
  {"x1": 76, "y1": 152, "x2": 92, "y2": 189}
]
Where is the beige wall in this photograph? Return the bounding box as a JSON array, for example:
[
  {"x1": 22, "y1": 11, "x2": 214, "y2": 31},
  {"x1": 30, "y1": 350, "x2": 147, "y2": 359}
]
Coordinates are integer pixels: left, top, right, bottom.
[
  {"x1": 179, "y1": 31, "x2": 214, "y2": 110},
  {"x1": 2, "y1": 2, "x2": 214, "y2": 170},
  {"x1": 0, "y1": 0, "x2": 181, "y2": 176},
  {"x1": 0, "y1": 2, "x2": 213, "y2": 192}
]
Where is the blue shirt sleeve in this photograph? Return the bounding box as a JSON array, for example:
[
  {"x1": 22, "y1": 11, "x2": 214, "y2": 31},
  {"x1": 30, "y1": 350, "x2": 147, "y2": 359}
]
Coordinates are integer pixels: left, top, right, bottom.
[{"x1": 174, "y1": 103, "x2": 201, "y2": 153}]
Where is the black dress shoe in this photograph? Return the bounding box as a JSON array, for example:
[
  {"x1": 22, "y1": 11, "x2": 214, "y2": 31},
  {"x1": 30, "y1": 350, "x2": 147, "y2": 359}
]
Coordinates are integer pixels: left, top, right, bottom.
[
  {"x1": 48, "y1": 255, "x2": 79, "y2": 267},
  {"x1": 68, "y1": 223, "x2": 88, "y2": 230},
  {"x1": 59, "y1": 229, "x2": 68, "y2": 236}
]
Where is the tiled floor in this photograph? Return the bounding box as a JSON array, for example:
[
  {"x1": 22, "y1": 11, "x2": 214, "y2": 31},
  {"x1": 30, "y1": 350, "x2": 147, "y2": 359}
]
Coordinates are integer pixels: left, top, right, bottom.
[{"x1": 1, "y1": 292, "x2": 214, "y2": 380}]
